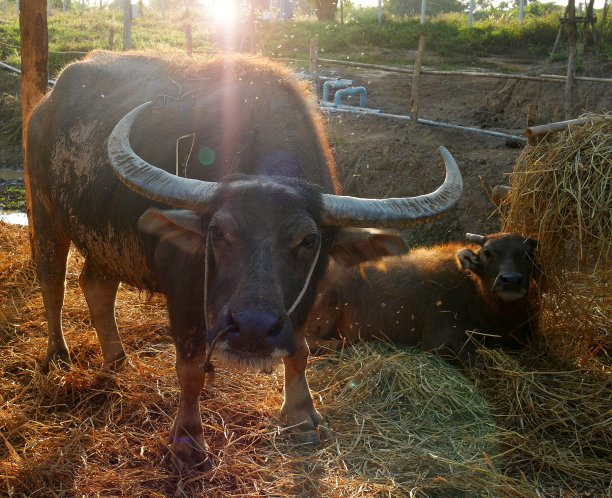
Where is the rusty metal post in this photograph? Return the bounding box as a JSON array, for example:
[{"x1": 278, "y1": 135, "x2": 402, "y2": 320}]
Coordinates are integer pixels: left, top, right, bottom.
[
  {"x1": 19, "y1": 0, "x2": 48, "y2": 250},
  {"x1": 310, "y1": 38, "x2": 319, "y2": 99},
  {"x1": 410, "y1": 32, "x2": 426, "y2": 126}
]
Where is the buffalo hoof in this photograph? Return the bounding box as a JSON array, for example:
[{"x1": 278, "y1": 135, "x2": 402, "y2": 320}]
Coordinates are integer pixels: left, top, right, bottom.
[
  {"x1": 294, "y1": 421, "x2": 330, "y2": 444},
  {"x1": 102, "y1": 354, "x2": 131, "y2": 373},
  {"x1": 171, "y1": 438, "x2": 213, "y2": 473},
  {"x1": 42, "y1": 350, "x2": 72, "y2": 373},
  {"x1": 282, "y1": 404, "x2": 329, "y2": 444}
]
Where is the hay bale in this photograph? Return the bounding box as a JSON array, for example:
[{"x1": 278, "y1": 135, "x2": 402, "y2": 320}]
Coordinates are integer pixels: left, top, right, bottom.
[
  {"x1": 2, "y1": 222, "x2": 610, "y2": 496},
  {"x1": 501, "y1": 112, "x2": 611, "y2": 364}
]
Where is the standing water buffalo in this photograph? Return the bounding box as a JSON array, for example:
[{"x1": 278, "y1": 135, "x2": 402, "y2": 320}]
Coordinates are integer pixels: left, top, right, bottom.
[
  {"x1": 26, "y1": 51, "x2": 462, "y2": 469},
  {"x1": 306, "y1": 233, "x2": 538, "y2": 362}
]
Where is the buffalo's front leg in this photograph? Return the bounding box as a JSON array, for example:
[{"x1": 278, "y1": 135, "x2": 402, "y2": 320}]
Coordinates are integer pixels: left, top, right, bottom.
[
  {"x1": 280, "y1": 337, "x2": 327, "y2": 443},
  {"x1": 170, "y1": 334, "x2": 211, "y2": 471}
]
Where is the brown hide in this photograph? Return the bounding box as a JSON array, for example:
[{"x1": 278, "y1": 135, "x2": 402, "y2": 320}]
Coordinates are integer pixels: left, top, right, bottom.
[{"x1": 307, "y1": 233, "x2": 538, "y2": 361}]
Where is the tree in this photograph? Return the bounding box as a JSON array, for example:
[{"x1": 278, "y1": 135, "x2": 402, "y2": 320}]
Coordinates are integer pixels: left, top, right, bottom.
[{"x1": 313, "y1": 0, "x2": 338, "y2": 20}]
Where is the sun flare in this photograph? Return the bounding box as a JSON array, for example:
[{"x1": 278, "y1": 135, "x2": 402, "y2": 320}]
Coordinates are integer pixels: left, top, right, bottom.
[{"x1": 212, "y1": 0, "x2": 238, "y2": 26}]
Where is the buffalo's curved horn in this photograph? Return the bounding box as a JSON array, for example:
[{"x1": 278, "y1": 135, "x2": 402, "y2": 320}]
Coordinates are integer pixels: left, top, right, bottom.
[
  {"x1": 466, "y1": 233, "x2": 486, "y2": 245},
  {"x1": 321, "y1": 147, "x2": 463, "y2": 228},
  {"x1": 108, "y1": 101, "x2": 220, "y2": 211}
]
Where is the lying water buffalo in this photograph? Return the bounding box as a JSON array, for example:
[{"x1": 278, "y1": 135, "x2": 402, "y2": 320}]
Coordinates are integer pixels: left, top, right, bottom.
[
  {"x1": 306, "y1": 233, "x2": 538, "y2": 362},
  {"x1": 26, "y1": 51, "x2": 462, "y2": 469}
]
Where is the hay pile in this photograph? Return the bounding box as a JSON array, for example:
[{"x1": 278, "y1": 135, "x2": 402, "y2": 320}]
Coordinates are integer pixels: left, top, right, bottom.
[
  {"x1": 501, "y1": 112, "x2": 611, "y2": 366},
  {"x1": 1, "y1": 222, "x2": 611, "y2": 496}
]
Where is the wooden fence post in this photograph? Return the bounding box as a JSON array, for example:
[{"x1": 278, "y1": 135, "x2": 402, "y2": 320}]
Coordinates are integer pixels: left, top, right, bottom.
[
  {"x1": 19, "y1": 0, "x2": 48, "y2": 248},
  {"x1": 310, "y1": 38, "x2": 319, "y2": 99},
  {"x1": 185, "y1": 24, "x2": 192, "y2": 56},
  {"x1": 565, "y1": 0, "x2": 577, "y2": 119},
  {"x1": 600, "y1": 0, "x2": 609, "y2": 51},
  {"x1": 410, "y1": 32, "x2": 426, "y2": 126},
  {"x1": 123, "y1": 0, "x2": 131, "y2": 50},
  {"x1": 108, "y1": 26, "x2": 115, "y2": 50}
]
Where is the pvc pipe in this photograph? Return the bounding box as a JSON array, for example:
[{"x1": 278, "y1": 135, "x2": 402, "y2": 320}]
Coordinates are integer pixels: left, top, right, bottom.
[
  {"x1": 322, "y1": 79, "x2": 353, "y2": 102},
  {"x1": 334, "y1": 86, "x2": 366, "y2": 107},
  {"x1": 322, "y1": 105, "x2": 527, "y2": 144},
  {"x1": 0, "y1": 61, "x2": 55, "y2": 86},
  {"x1": 321, "y1": 101, "x2": 381, "y2": 113}
]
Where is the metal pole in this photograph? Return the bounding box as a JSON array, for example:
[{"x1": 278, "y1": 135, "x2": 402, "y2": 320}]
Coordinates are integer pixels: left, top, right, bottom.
[
  {"x1": 162, "y1": 0, "x2": 166, "y2": 20},
  {"x1": 47, "y1": 0, "x2": 50, "y2": 16},
  {"x1": 123, "y1": 0, "x2": 132, "y2": 50},
  {"x1": 468, "y1": 0, "x2": 475, "y2": 27},
  {"x1": 81, "y1": 0, "x2": 85, "y2": 14},
  {"x1": 378, "y1": 0, "x2": 382, "y2": 24},
  {"x1": 63, "y1": 0, "x2": 66, "y2": 13},
  {"x1": 518, "y1": 0, "x2": 524, "y2": 23},
  {"x1": 420, "y1": 0, "x2": 426, "y2": 24}
]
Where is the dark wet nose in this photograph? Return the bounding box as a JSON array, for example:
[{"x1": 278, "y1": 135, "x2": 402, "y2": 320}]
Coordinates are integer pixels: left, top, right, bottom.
[
  {"x1": 209, "y1": 309, "x2": 295, "y2": 354},
  {"x1": 231, "y1": 310, "x2": 284, "y2": 338},
  {"x1": 495, "y1": 273, "x2": 524, "y2": 288}
]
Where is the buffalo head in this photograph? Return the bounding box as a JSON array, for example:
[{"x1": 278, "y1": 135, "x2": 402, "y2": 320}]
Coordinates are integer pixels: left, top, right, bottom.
[
  {"x1": 458, "y1": 233, "x2": 538, "y2": 302},
  {"x1": 107, "y1": 101, "x2": 463, "y2": 369}
]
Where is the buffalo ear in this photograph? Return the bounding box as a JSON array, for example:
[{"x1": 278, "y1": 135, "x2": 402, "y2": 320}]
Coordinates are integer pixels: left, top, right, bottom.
[
  {"x1": 457, "y1": 248, "x2": 480, "y2": 272},
  {"x1": 526, "y1": 237, "x2": 538, "y2": 251},
  {"x1": 138, "y1": 208, "x2": 207, "y2": 255},
  {"x1": 329, "y1": 228, "x2": 409, "y2": 267}
]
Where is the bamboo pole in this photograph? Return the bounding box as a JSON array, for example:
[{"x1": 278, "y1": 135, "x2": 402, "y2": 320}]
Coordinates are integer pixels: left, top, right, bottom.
[
  {"x1": 551, "y1": 4, "x2": 569, "y2": 56},
  {"x1": 316, "y1": 58, "x2": 612, "y2": 84},
  {"x1": 565, "y1": 0, "x2": 577, "y2": 119},
  {"x1": 310, "y1": 38, "x2": 319, "y2": 99},
  {"x1": 410, "y1": 32, "x2": 426, "y2": 127},
  {"x1": 600, "y1": 0, "x2": 609, "y2": 52},
  {"x1": 185, "y1": 24, "x2": 192, "y2": 56},
  {"x1": 525, "y1": 117, "x2": 587, "y2": 144}
]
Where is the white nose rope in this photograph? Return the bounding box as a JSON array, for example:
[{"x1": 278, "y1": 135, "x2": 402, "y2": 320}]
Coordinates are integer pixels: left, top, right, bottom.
[{"x1": 200, "y1": 232, "x2": 322, "y2": 383}]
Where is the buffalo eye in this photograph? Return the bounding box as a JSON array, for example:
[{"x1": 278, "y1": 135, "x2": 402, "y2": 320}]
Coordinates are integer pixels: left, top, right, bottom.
[
  {"x1": 300, "y1": 233, "x2": 319, "y2": 250},
  {"x1": 482, "y1": 249, "x2": 491, "y2": 259},
  {"x1": 208, "y1": 225, "x2": 223, "y2": 241}
]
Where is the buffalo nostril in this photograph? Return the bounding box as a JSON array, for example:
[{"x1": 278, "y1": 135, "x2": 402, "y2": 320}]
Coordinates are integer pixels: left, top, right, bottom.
[
  {"x1": 266, "y1": 315, "x2": 287, "y2": 337},
  {"x1": 499, "y1": 274, "x2": 522, "y2": 285}
]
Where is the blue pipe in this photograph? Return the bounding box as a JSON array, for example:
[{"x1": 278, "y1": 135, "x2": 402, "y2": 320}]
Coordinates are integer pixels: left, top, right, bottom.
[
  {"x1": 322, "y1": 79, "x2": 353, "y2": 102},
  {"x1": 334, "y1": 86, "x2": 367, "y2": 107}
]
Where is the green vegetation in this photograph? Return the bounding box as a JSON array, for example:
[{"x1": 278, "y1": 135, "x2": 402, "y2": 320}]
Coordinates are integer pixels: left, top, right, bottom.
[
  {"x1": 0, "y1": 185, "x2": 26, "y2": 211},
  {"x1": 0, "y1": 4, "x2": 610, "y2": 75}
]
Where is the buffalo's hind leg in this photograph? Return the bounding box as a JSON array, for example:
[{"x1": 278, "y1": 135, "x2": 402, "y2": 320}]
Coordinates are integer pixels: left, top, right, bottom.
[
  {"x1": 79, "y1": 261, "x2": 126, "y2": 370},
  {"x1": 30, "y1": 209, "x2": 72, "y2": 370}
]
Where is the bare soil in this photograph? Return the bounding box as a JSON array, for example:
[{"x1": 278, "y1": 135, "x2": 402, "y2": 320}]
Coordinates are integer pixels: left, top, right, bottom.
[
  {"x1": 2, "y1": 54, "x2": 611, "y2": 244},
  {"x1": 323, "y1": 54, "x2": 612, "y2": 244}
]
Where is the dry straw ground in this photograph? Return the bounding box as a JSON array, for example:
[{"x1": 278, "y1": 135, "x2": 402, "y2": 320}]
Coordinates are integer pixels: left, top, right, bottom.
[{"x1": 1, "y1": 114, "x2": 611, "y2": 496}]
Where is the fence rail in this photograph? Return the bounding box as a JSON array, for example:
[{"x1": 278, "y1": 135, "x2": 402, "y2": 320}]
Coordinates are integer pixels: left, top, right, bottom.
[{"x1": 317, "y1": 57, "x2": 612, "y2": 85}]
